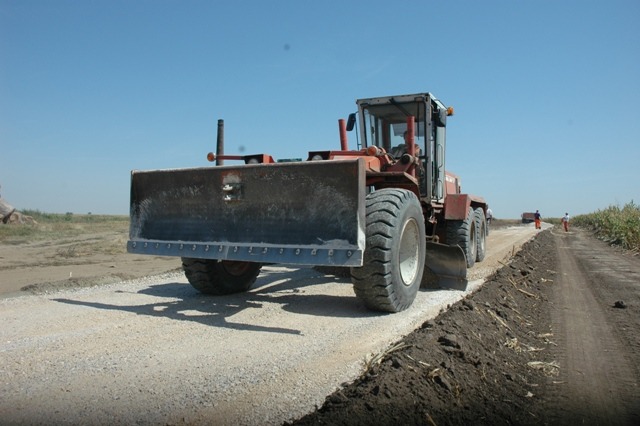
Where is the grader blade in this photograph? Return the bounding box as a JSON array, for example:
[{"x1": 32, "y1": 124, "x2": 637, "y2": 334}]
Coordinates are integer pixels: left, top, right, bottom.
[
  {"x1": 128, "y1": 159, "x2": 366, "y2": 267},
  {"x1": 424, "y1": 242, "x2": 468, "y2": 290}
]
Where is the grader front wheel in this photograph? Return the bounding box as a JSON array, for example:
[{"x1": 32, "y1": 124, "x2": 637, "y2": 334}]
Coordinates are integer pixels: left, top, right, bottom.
[
  {"x1": 351, "y1": 189, "x2": 426, "y2": 313},
  {"x1": 182, "y1": 258, "x2": 262, "y2": 295}
]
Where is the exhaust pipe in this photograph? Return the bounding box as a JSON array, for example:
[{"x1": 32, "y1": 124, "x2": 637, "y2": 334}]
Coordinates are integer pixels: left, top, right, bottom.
[
  {"x1": 338, "y1": 119, "x2": 349, "y2": 151},
  {"x1": 216, "y1": 119, "x2": 224, "y2": 166}
]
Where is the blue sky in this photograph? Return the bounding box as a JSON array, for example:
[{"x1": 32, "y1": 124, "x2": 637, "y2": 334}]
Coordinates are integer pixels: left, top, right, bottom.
[{"x1": 1, "y1": 0, "x2": 639, "y2": 219}]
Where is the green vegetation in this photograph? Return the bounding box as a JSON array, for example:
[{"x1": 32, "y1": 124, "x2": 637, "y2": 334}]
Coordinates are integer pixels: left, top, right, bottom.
[
  {"x1": 19, "y1": 210, "x2": 127, "y2": 224},
  {"x1": 572, "y1": 202, "x2": 640, "y2": 253},
  {"x1": 0, "y1": 210, "x2": 129, "y2": 245}
]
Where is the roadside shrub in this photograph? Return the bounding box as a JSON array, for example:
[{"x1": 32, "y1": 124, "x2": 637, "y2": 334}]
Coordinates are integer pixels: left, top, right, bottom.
[{"x1": 573, "y1": 202, "x2": 640, "y2": 253}]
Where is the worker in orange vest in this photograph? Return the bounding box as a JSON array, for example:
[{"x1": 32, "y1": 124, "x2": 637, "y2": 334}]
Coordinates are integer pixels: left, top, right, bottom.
[
  {"x1": 534, "y1": 210, "x2": 541, "y2": 230},
  {"x1": 562, "y1": 213, "x2": 570, "y2": 232}
]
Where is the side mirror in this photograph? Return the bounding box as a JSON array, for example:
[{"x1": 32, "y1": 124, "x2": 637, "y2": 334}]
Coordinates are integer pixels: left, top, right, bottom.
[{"x1": 346, "y1": 113, "x2": 356, "y2": 131}]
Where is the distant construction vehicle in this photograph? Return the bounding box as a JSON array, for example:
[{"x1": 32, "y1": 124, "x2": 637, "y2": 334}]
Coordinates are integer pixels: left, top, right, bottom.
[
  {"x1": 521, "y1": 212, "x2": 536, "y2": 223},
  {"x1": 128, "y1": 92, "x2": 488, "y2": 312}
]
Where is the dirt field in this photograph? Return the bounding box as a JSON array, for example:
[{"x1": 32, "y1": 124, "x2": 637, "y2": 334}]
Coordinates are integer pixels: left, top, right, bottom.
[
  {"x1": 0, "y1": 228, "x2": 179, "y2": 298},
  {"x1": 1, "y1": 222, "x2": 639, "y2": 425}
]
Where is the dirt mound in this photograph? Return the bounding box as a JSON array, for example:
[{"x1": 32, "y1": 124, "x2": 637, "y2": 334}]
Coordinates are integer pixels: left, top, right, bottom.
[
  {"x1": 0, "y1": 197, "x2": 16, "y2": 224},
  {"x1": 290, "y1": 230, "x2": 559, "y2": 425},
  {"x1": 0, "y1": 196, "x2": 36, "y2": 225},
  {"x1": 2, "y1": 211, "x2": 38, "y2": 225}
]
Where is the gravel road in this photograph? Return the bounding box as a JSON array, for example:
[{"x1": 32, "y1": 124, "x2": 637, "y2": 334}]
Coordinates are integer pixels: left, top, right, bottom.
[{"x1": 0, "y1": 225, "x2": 541, "y2": 425}]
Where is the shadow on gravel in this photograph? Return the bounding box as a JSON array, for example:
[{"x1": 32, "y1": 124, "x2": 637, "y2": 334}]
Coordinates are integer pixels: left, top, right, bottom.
[
  {"x1": 52, "y1": 293, "x2": 306, "y2": 335},
  {"x1": 51, "y1": 267, "x2": 382, "y2": 334}
]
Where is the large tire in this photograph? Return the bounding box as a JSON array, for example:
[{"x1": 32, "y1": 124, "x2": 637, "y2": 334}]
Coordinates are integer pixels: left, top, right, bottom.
[
  {"x1": 474, "y1": 207, "x2": 487, "y2": 262},
  {"x1": 181, "y1": 258, "x2": 261, "y2": 295},
  {"x1": 446, "y1": 206, "x2": 477, "y2": 268},
  {"x1": 350, "y1": 189, "x2": 426, "y2": 313}
]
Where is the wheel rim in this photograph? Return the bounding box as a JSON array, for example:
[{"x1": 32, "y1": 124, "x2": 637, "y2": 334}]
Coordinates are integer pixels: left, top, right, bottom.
[{"x1": 399, "y1": 218, "x2": 421, "y2": 286}]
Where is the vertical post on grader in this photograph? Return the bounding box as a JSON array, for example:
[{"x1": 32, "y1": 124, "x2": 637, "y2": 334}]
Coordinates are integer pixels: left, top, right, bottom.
[{"x1": 216, "y1": 119, "x2": 224, "y2": 166}]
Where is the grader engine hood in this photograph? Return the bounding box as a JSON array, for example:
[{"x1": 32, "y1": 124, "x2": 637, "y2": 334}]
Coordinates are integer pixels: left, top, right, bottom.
[{"x1": 128, "y1": 159, "x2": 366, "y2": 267}]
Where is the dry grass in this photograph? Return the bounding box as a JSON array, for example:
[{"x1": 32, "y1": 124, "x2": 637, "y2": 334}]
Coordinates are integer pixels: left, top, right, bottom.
[
  {"x1": 0, "y1": 211, "x2": 129, "y2": 245},
  {"x1": 363, "y1": 342, "x2": 410, "y2": 375},
  {"x1": 527, "y1": 360, "x2": 560, "y2": 376}
]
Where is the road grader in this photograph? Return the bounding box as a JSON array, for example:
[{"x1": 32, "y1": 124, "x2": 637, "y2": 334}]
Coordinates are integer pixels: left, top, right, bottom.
[{"x1": 128, "y1": 92, "x2": 487, "y2": 312}]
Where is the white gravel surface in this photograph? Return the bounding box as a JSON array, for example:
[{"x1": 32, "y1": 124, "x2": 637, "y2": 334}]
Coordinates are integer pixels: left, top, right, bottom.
[{"x1": 0, "y1": 225, "x2": 540, "y2": 425}]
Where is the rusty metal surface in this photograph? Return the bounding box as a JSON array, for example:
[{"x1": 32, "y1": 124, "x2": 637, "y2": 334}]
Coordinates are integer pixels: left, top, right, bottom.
[
  {"x1": 443, "y1": 194, "x2": 470, "y2": 221},
  {"x1": 128, "y1": 159, "x2": 366, "y2": 266}
]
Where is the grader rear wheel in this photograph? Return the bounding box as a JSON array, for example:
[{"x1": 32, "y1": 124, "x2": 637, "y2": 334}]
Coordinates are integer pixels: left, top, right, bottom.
[
  {"x1": 474, "y1": 207, "x2": 487, "y2": 263},
  {"x1": 446, "y1": 206, "x2": 478, "y2": 268}
]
